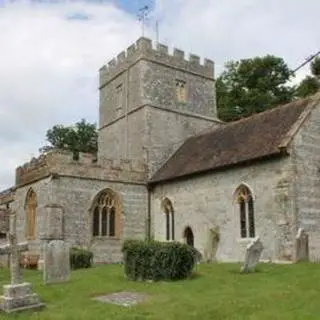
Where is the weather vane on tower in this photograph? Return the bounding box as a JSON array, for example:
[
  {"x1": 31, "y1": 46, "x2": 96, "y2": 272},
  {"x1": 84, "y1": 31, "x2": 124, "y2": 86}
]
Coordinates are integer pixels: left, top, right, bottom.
[{"x1": 137, "y1": 5, "x2": 149, "y2": 37}]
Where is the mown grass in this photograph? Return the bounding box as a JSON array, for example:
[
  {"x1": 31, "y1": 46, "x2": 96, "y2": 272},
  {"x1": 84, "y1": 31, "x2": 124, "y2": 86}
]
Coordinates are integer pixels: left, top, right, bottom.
[{"x1": 0, "y1": 262, "x2": 319, "y2": 320}]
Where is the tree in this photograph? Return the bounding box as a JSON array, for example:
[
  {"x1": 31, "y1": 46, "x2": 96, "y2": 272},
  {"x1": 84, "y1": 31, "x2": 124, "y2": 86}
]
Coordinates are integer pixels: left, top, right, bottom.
[
  {"x1": 311, "y1": 56, "x2": 320, "y2": 78},
  {"x1": 295, "y1": 56, "x2": 320, "y2": 98},
  {"x1": 295, "y1": 76, "x2": 320, "y2": 98},
  {"x1": 216, "y1": 55, "x2": 295, "y2": 122},
  {"x1": 39, "y1": 119, "x2": 98, "y2": 155}
]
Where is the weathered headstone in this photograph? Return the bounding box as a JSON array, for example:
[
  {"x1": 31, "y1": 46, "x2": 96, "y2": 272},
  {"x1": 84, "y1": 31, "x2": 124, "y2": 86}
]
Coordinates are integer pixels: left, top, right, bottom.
[
  {"x1": 43, "y1": 240, "x2": 70, "y2": 284},
  {"x1": 38, "y1": 204, "x2": 64, "y2": 270},
  {"x1": 203, "y1": 226, "x2": 220, "y2": 263},
  {"x1": 241, "y1": 237, "x2": 264, "y2": 273},
  {"x1": 295, "y1": 228, "x2": 309, "y2": 262},
  {"x1": 93, "y1": 292, "x2": 148, "y2": 307},
  {"x1": 0, "y1": 212, "x2": 45, "y2": 313}
]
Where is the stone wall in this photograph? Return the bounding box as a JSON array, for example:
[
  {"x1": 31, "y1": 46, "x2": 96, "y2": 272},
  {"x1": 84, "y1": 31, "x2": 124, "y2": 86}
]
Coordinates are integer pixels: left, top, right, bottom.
[
  {"x1": 15, "y1": 149, "x2": 147, "y2": 187},
  {"x1": 98, "y1": 36, "x2": 220, "y2": 176},
  {"x1": 151, "y1": 157, "x2": 296, "y2": 263},
  {"x1": 11, "y1": 175, "x2": 148, "y2": 264},
  {"x1": 98, "y1": 107, "x2": 148, "y2": 162},
  {"x1": 145, "y1": 106, "x2": 221, "y2": 177},
  {"x1": 291, "y1": 103, "x2": 320, "y2": 261},
  {"x1": 139, "y1": 59, "x2": 216, "y2": 118},
  {"x1": 11, "y1": 177, "x2": 53, "y2": 256},
  {"x1": 98, "y1": 105, "x2": 222, "y2": 176}
]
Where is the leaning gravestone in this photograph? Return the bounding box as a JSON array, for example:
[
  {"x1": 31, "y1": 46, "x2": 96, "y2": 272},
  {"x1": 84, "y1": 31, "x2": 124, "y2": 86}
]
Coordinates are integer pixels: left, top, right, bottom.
[
  {"x1": 0, "y1": 212, "x2": 45, "y2": 313},
  {"x1": 43, "y1": 240, "x2": 70, "y2": 284},
  {"x1": 295, "y1": 228, "x2": 309, "y2": 262},
  {"x1": 240, "y1": 237, "x2": 264, "y2": 273}
]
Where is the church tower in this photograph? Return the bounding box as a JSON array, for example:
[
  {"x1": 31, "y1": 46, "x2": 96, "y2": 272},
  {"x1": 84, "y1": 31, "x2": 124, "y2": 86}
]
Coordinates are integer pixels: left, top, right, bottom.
[{"x1": 98, "y1": 37, "x2": 221, "y2": 177}]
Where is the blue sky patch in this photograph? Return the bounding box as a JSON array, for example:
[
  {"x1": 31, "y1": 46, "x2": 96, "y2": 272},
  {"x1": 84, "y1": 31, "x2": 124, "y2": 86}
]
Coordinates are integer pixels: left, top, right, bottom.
[
  {"x1": 66, "y1": 12, "x2": 91, "y2": 21},
  {"x1": 114, "y1": 0, "x2": 154, "y2": 15}
]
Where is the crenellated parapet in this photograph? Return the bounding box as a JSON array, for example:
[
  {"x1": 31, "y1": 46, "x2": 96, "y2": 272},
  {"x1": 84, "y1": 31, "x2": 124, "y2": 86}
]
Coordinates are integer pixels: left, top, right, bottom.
[
  {"x1": 15, "y1": 149, "x2": 148, "y2": 187},
  {"x1": 0, "y1": 188, "x2": 15, "y2": 206},
  {"x1": 99, "y1": 37, "x2": 215, "y2": 88},
  {"x1": 15, "y1": 154, "x2": 49, "y2": 187}
]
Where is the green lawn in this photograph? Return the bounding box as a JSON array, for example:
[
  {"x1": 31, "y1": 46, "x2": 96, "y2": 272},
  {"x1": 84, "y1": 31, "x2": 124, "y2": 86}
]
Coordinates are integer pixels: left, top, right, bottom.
[{"x1": 0, "y1": 263, "x2": 319, "y2": 320}]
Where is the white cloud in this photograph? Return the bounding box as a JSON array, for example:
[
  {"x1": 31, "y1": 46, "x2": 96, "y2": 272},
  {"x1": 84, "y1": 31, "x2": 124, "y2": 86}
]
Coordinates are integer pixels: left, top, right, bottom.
[{"x1": 0, "y1": 0, "x2": 319, "y2": 190}]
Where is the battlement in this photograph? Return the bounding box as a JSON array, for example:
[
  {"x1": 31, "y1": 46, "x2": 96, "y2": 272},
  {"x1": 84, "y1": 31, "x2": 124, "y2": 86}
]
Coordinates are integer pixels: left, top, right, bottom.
[
  {"x1": 0, "y1": 188, "x2": 15, "y2": 205},
  {"x1": 15, "y1": 149, "x2": 147, "y2": 186},
  {"x1": 99, "y1": 37, "x2": 214, "y2": 88}
]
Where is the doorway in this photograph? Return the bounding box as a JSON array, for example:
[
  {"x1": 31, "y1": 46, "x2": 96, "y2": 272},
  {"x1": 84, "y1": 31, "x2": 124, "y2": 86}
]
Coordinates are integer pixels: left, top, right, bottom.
[{"x1": 184, "y1": 226, "x2": 194, "y2": 247}]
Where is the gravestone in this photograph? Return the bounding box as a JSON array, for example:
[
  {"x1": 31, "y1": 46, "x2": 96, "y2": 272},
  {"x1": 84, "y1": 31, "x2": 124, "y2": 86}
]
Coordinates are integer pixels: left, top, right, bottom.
[
  {"x1": 240, "y1": 237, "x2": 264, "y2": 273},
  {"x1": 92, "y1": 292, "x2": 148, "y2": 307},
  {"x1": 38, "y1": 204, "x2": 64, "y2": 270},
  {"x1": 43, "y1": 240, "x2": 70, "y2": 284},
  {"x1": 0, "y1": 212, "x2": 45, "y2": 313},
  {"x1": 203, "y1": 226, "x2": 220, "y2": 262},
  {"x1": 295, "y1": 228, "x2": 309, "y2": 262}
]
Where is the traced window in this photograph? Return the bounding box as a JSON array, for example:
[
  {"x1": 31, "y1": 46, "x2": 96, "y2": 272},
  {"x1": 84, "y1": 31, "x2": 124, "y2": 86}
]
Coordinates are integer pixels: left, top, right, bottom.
[
  {"x1": 115, "y1": 84, "x2": 123, "y2": 110},
  {"x1": 235, "y1": 185, "x2": 255, "y2": 238},
  {"x1": 161, "y1": 198, "x2": 175, "y2": 241},
  {"x1": 176, "y1": 79, "x2": 187, "y2": 102},
  {"x1": 91, "y1": 189, "x2": 120, "y2": 237},
  {"x1": 25, "y1": 189, "x2": 37, "y2": 240}
]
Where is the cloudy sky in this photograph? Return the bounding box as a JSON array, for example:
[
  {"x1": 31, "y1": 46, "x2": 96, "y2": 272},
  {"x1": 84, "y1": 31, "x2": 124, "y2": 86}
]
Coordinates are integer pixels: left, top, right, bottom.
[{"x1": 0, "y1": 0, "x2": 319, "y2": 190}]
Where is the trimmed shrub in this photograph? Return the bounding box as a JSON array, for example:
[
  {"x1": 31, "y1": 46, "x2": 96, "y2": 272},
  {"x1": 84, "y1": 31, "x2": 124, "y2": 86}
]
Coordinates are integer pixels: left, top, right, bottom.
[
  {"x1": 70, "y1": 247, "x2": 93, "y2": 270},
  {"x1": 122, "y1": 240, "x2": 200, "y2": 281}
]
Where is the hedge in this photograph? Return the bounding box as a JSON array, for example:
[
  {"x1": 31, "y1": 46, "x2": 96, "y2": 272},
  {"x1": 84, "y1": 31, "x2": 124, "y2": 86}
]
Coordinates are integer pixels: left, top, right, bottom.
[
  {"x1": 70, "y1": 247, "x2": 93, "y2": 270},
  {"x1": 122, "y1": 240, "x2": 201, "y2": 281}
]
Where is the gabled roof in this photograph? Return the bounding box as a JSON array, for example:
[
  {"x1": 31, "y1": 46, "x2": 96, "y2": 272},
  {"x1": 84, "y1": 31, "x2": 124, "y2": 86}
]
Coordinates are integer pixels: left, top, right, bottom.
[{"x1": 150, "y1": 92, "x2": 320, "y2": 184}]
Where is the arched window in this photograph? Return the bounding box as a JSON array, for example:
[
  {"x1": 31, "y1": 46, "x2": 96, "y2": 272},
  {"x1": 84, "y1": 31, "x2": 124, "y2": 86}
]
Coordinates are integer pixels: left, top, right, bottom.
[
  {"x1": 91, "y1": 189, "x2": 119, "y2": 237},
  {"x1": 25, "y1": 188, "x2": 37, "y2": 240},
  {"x1": 235, "y1": 185, "x2": 255, "y2": 238},
  {"x1": 161, "y1": 198, "x2": 175, "y2": 241}
]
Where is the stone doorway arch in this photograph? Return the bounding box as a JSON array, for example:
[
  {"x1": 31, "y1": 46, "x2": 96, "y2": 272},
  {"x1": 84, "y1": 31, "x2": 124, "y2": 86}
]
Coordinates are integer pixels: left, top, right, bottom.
[{"x1": 184, "y1": 226, "x2": 194, "y2": 247}]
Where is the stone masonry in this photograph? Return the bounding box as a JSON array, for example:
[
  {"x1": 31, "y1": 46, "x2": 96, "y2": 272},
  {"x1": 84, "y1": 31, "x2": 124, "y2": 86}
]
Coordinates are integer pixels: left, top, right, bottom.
[
  {"x1": 291, "y1": 104, "x2": 320, "y2": 261},
  {"x1": 98, "y1": 37, "x2": 222, "y2": 177},
  {"x1": 151, "y1": 156, "x2": 296, "y2": 262},
  {"x1": 11, "y1": 151, "x2": 148, "y2": 263}
]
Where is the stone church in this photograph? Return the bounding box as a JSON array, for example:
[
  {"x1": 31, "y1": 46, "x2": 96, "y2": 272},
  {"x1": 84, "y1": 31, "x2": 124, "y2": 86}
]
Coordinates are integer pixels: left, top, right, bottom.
[{"x1": 0, "y1": 37, "x2": 319, "y2": 268}]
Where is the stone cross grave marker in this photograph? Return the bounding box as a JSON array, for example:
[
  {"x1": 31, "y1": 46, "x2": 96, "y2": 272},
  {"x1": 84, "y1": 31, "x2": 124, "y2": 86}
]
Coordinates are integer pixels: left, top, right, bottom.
[
  {"x1": 0, "y1": 212, "x2": 45, "y2": 313},
  {"x1": 43, "y1": 240, "x2": 70, "y2": 284},
  {"x1": 295, "y1": 228, "x2": 309, "y2": 262},
  {"x1": 241, "y1": 237, "x2": 264, "y2": 273},
  {"x1": 0, "y1": 212, "x2": 28, "y2": 285}
]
